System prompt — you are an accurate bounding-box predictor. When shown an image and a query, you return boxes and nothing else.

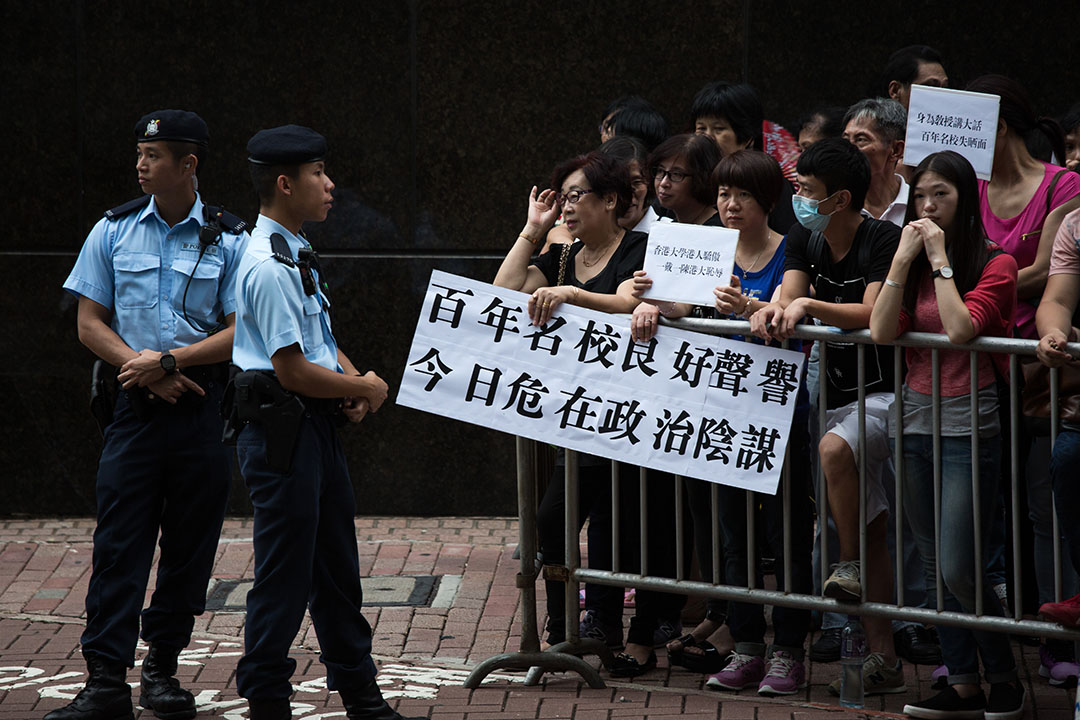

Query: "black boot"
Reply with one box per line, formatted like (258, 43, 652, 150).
(138, 644, 195, 720)
(43, 655, 133, 720)
(339, 678, 414, 720)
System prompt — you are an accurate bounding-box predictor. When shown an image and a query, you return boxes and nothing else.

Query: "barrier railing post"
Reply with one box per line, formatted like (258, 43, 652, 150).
(893, 346, 905, 607)
(857, 343, 867, 603)
(465, 439, 606, 688)
(1050, 366, 1063, 602)
(968, 352, 983, 616)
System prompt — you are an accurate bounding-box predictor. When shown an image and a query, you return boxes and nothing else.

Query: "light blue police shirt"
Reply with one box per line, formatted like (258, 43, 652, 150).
(231, 215, 340, 373)
(63, 193, 248, 353)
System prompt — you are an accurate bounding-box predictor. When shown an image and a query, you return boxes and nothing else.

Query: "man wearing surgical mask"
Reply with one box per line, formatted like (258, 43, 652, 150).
(750, 138, 905, 698)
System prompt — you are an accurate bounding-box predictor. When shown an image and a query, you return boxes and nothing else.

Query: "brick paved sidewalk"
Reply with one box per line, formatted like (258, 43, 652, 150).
(1, 517, 1076, 719)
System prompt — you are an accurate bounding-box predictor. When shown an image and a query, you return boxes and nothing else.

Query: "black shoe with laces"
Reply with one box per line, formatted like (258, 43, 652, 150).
(809, 627, 842, 663)
(902, 686, 986, 719)
(43, 656, 133, 720)
(985, 681, 1025, 720)
(893, 625, 942, 665)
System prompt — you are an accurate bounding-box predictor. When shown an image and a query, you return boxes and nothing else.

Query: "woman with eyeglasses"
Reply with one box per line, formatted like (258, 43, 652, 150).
(541, 136, 665, 254)
(648, 133, 723, 227)
(494, 151, 647, 659)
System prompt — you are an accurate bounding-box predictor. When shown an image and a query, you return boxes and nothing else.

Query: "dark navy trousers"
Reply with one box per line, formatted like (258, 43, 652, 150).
(235, 414, 377, 701)
(82, 383, 230, 665)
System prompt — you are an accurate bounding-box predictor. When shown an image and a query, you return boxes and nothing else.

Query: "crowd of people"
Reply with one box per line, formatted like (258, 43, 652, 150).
(494, 45, 1080, 720)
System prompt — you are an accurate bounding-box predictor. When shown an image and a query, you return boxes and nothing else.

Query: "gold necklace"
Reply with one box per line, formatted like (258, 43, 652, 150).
(581, 231, 622, 267)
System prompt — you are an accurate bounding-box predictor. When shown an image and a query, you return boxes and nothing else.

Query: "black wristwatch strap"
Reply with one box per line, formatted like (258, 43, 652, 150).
(160, 353, 177, 375)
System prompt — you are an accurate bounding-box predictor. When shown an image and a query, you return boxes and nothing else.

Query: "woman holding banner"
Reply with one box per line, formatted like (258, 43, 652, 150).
(630, 151, 814, 696)
(494, 151, 649, 663)
(870, 150, 1023, 720)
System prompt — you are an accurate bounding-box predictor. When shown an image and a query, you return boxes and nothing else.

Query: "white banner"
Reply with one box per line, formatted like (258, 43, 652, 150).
(904, 85, 1000, 180)
(641, 222, 739, 305)
(397, 271, 805, 494)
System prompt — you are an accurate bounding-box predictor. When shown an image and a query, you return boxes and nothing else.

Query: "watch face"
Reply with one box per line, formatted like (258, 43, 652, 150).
(941, 265, 954, 278)
(161, 354, 176, 373)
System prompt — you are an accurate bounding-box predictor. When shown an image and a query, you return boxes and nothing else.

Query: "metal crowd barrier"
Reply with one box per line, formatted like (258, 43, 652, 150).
(465, 319, 1080, 689)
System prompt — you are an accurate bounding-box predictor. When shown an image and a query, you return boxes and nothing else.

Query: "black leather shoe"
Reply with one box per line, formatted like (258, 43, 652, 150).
(43, 655, 133, 720)
(893, 625, 942, 666)
(139, 644, 196, 719)
(340, 678, 424, 720)
(809, 627, 842, 663)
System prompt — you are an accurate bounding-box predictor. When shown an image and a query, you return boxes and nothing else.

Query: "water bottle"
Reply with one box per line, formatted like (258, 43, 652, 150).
(839, 616, 868, 708)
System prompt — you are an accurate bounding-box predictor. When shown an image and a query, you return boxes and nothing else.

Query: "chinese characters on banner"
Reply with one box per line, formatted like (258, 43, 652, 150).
(904, 85, 1000, 180)
(641, 222, 739, 305)
(397, 271, 805, 494)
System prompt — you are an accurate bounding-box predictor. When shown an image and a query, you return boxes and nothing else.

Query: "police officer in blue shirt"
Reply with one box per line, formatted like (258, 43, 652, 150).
(228, 125, 410, 720)
(54, 110, 248, 720)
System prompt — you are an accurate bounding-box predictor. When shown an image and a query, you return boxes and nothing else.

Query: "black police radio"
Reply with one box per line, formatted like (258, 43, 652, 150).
(180, 205, 246, 334)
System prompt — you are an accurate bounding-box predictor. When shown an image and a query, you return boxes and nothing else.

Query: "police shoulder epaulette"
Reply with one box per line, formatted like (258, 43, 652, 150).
(103, 195, 151, 220)
(269, 233, 295, 267)
(203, 204, 248, 234)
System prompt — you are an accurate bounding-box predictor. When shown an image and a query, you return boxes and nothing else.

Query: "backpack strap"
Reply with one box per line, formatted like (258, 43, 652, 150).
(1046, 168, 1069, 216)
(806, 230, 826, 284)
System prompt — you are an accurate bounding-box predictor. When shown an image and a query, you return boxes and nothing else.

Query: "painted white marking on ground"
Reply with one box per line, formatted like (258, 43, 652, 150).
(430, 574, 462, 608)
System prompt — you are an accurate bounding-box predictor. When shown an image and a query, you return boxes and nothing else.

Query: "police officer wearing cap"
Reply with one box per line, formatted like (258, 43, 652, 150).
(229, 126, 410, 720)
(54, 110, 248, 720)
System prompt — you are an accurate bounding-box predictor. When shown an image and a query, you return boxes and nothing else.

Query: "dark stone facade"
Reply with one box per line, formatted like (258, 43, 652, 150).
(2, 1, 1073, 515)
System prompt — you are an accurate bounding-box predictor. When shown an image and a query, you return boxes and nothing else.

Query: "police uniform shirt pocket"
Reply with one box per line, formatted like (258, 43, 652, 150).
(300, 294, 324, 351)
(171, 255, 224, 319)
(113, 252, 160, 309)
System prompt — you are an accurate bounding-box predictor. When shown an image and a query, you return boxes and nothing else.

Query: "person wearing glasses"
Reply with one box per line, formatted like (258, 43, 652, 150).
(627, 132, 735, 670)
(493, 151, 646, 659)
(541, 136, 665, 254)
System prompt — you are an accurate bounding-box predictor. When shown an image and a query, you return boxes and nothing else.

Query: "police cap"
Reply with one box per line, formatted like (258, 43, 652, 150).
(247, 125, 327, 166)
(135, 110, 209, 146)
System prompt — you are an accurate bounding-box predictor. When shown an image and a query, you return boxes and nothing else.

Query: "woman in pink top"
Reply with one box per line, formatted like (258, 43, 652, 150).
(967, 74, 1080, 340)
(870, 151, 1024, 720)
(968, 74, 1080, 689)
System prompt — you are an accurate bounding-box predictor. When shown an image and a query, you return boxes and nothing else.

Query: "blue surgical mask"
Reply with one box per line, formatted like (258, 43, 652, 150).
(792, 192, 840, 232)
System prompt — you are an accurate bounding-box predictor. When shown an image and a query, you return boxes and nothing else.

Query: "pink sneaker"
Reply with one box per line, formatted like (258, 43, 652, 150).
(1039, 642, 1079, 688)
(1039, 592, 1080, 628)
(931, 663, 949, 690)
(757, 650, 807, 696)
(705, 652, 765, 691)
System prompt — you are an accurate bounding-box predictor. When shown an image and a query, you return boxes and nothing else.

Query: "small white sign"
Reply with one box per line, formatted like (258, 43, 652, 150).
(642, 222, 739, 305)
(904, 85, 1000, 180)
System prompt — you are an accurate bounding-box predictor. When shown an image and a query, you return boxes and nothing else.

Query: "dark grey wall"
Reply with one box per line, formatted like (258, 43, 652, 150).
(2, 1, 1075, 516)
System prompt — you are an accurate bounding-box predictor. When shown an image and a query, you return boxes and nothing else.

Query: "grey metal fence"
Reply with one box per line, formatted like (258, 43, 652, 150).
(466, 318, 1080, 688)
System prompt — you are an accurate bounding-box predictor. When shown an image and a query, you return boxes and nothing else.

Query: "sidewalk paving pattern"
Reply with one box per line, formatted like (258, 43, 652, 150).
(1, 517, 1076, 719)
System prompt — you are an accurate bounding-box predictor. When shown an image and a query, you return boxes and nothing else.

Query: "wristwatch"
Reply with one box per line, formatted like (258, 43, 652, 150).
(931, 265, 954, 280)
(160, 353, 177, 375)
